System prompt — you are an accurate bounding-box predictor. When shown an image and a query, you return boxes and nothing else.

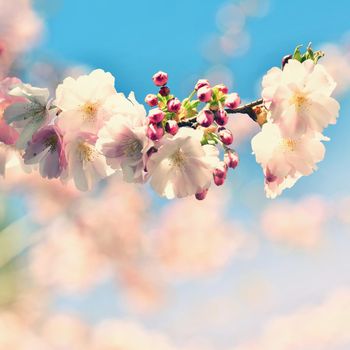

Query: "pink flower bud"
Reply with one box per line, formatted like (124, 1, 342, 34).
(216, 84, 229, 94)
(147, 123, 164, 141)
(213, 176, 225, 186)
(145, 94, 158, 107)
(265, 168, 277, 183)
(195, 79, 210, 91)
(197, 110, 214, 127)
(159, 86, 170, 96)
(224, 151, 239, 169)
(225, 93, 241, 109)
(197, 86, 213, 102)
(165, 120, 179, 135)
(218, 127, 233, 145)
(195, 188, 208, 200)
(148, 108, 165, 123)
(213, 162, 227, 179)
(213, 162, 227, 186)
(152, 71, 168, 86)
(215, 109, 228, 126)
(167, 98, 181, 113)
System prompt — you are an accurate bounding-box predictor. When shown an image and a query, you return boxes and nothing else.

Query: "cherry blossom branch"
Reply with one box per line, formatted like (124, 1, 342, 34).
(0, 44, 340, 200)
(177, 98, 265, 128)
(225, 98, 264, 122)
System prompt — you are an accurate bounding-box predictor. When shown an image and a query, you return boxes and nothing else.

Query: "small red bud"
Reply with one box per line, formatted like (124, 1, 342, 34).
(147, 123, 164, 141)
(218, 127, 233, 145)
(152, 71, 168, 86)
(197, 86, 213, 102)
(167, 98, 181, 113)
(145, 94, 158, 107)
(215, 109, 228, 126)
(225, 93, 241, 109)
(224, 151, 239, 169)
(216, 84, 229, 94)
(165, 120, 179, 135)
(159, 86, 170, 96)
(195, 188, 209, 200)
(148, 108, 165, 123)
(195, 79, 210, 91)
(196, 110, 214, 127)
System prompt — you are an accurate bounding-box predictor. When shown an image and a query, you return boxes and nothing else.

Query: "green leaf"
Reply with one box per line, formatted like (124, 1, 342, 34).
(293, 45, 303, 61)
(191, 100, 201, 108)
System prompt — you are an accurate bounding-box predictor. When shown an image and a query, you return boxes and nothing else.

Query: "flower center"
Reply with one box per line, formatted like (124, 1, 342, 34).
(123, 138, 143, 157)
(282, 138, 298, 152)
(290, 92, 309, 112)
(81, 101, 99, 121)
(44, 134, 58, 152)
(77, 141, 96, 162)
(169, 149, 186, 168)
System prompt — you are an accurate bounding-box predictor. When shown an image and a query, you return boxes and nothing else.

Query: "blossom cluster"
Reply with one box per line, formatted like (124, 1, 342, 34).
(0, 69, 241, 200)
(0, 45, 340, 199)
(251, 45, 340, 198)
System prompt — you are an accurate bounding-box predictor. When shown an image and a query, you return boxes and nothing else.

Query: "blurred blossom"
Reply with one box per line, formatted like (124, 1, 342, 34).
(204, 65, 234, 90)
(201, 35, 228, 64)
(72, 177, 148, 263)
(119, 265, 165, 313)
(30, 220, 110, 293)
(0, 312, 44, 349)
(28, 60, 90, 94)
(260, 196, 329, 248)
(321, 42, 350, 96)
(226, 112, 260, 145)
(40, 314, 90, 350)
(239, 0, 270, 17)
(220, 31, 251, 57)
(200, 0, 270, 124)
(28, 175, 164, 307)
(234, 288, 350, 350)
(0, 0, 43, 78)
(216, 3, 246, 34)
(0, 312, 198, 350)
(153, 192, 253, 278)
(336, 196, 350, 225)
(0, 170, 81, 224)
(90, 320, 178, 350)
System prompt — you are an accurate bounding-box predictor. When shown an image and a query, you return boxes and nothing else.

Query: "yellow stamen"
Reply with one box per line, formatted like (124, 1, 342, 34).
(77, 142, 96, 162)
(282, 138, 298, 152)
(290, 92, 308, 111)
(123, 138, 143, 157)
(81, 101, 99, 121)
(169, 149, 185, 168)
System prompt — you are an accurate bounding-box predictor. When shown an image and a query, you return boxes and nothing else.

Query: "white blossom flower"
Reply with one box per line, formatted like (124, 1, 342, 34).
(147, 127, 220, 199)
(251, 122, 327, 198)
(97, 93, 152, 183)
(4, 82, 51, 149)
(55, 69, 124, 134)
(262, 59, 340, 137)
(62, 132, 112, 191)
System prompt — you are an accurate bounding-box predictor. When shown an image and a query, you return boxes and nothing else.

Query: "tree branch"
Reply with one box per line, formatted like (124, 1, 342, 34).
(225, 98, 264, 122)
(177, 98, 264, 127)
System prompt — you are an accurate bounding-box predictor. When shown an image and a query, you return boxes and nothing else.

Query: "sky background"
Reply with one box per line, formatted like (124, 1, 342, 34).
(5, 0, 349, 349)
